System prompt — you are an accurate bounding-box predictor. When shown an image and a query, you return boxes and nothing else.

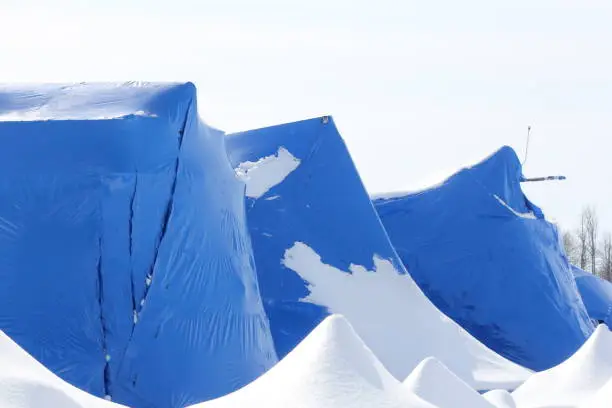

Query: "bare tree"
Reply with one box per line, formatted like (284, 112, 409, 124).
(600, 233, 612, 282)
(577, 209, 589, 270)
(562, 230, 579, 265)
(584, 206, 599, 275)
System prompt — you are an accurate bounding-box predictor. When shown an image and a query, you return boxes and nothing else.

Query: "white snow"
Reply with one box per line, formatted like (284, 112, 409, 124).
(483, 390, 516, 408)
(579, 377, 612, 408)
(492, 195, 537, 219)
(2, 299, 609, 408)
(370, 186, 443, 200)
(0, 108, 157, 122)
(0, 331, 124, 408)
(234, 147, 300, 199)
(281, 241, 532, 391)
(370, 169, 459, 200)
(0, 83, 172, 122)
(512, 324, 612, 408)
(402, 357, 495, 408)
(190, 315, 436, 408)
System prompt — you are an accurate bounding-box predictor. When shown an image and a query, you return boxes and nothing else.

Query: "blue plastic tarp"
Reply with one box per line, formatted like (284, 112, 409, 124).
(373, 146, 594, 371)
(225, 117, 406, 358)
(0, 83, 277, 408)
(572, 266, 612, 328)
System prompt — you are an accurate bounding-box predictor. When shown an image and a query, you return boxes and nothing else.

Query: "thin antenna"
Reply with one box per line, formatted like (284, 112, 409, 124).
(522, 125, 531, 166)
(518, 125, 567, 183)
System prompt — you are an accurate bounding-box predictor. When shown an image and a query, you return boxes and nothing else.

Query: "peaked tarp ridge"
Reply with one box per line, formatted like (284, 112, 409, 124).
(373, 146, 594, 371)
(225, 119, 531, 391)
(226, 116, 398, 358)
(572, 266, 612, 328)
(0, 82, 277, 408)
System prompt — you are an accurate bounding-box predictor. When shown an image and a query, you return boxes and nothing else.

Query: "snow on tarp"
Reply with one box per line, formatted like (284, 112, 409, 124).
(0, 83, 277, 408)
(234, 147, 301, 199)
(0, 330, 124, 408)
(373, 146, 594, 371)
(572, 266, 612, 328)
(512, 324, 612, 408)
(225, 118, 531, 391)
(189, 315, 437, 408)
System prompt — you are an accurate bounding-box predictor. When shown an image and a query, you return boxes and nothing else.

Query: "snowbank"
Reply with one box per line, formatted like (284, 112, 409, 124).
(190, 315, 436, 408)
(579, 377, 612, 408)
(282, 242, 531, 391)
(0, 331, 123, 408)
(483, 390, 516, 408)
(512, 324, 612, 408)
(402, 357, 495, 408)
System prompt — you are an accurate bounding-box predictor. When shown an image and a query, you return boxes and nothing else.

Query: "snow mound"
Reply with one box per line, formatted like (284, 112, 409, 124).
(483, 390, 516, 408)
(402, 357, 495, 408)
(190, 315, 436, 408)
(234, 147, 300, 198)
(512, 324, 612, 408)
(579, 377, 612, 408)
(282, 241, 532, 391)
(0, 331, 123, 408)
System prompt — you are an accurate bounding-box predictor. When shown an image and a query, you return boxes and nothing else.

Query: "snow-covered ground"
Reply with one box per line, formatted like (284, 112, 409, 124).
(512, 324, 612, 408)
(191, 315, 436, 408)
(483, 390, 517, 408)
(0, 331, 124, 408)
(2, 318, 612, 408)
(402, 357, 496, 408)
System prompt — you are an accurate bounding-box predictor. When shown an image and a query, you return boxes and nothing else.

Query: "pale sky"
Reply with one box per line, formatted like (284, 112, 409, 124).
(1, 0, 610, 232)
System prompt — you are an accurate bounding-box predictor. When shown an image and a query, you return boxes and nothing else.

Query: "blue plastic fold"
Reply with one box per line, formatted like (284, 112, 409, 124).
(226, 117, 407, 358)
(0, 83, 277, 408)
(373, 146, 594, 371)
(572, 266, 612, 328)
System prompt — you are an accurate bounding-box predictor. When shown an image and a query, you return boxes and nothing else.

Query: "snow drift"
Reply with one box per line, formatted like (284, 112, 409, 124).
(483, 390, 516, 408)
(579, 377, 612, 408)
(373, 146, 594, 371)
(225, 118, 530, 391)
(190, 315, 436, 408)
(0, 330, 123, 408)
(512, 324, 612, 408)
(402, 357, 495, 408)
(572, 266, 612, 328)
(0, 83, 277, 408)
